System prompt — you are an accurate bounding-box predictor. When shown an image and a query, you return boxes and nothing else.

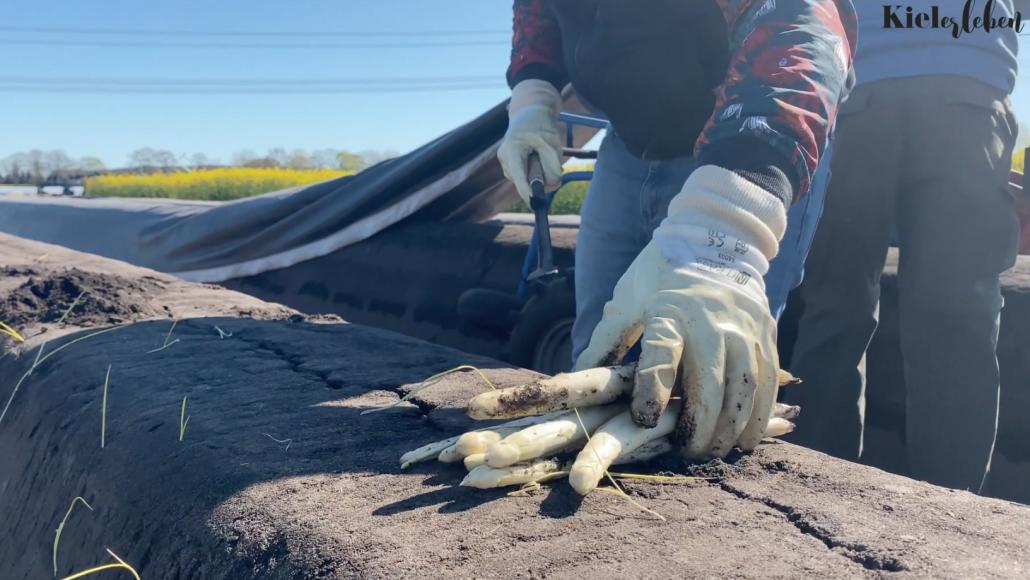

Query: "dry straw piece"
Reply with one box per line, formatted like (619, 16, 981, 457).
(60, 548, 140, 580)
(1, 325, 125, 426)
(179, 396, 190, 441)
(361, 364, 497, 416)
(100, 365, 111, 448)
(53, 496, 94, 576)
(147, 319, 180, 354)
(54, 291, 89, 326)
(0, 320, 25, 342)
(263, 433, 292, 452)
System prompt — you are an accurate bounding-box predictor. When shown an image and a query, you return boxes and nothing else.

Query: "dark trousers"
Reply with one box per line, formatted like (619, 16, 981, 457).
(786, 75, 1019, 492)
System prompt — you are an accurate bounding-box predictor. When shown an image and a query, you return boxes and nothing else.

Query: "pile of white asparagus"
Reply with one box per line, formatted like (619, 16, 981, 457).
(399, 364, 800, 495)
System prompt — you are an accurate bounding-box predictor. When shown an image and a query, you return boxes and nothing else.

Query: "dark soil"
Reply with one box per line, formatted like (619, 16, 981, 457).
(489, 381, 569, 417)
(0, 266, 168, 327)
(3, 233, 1030, 579)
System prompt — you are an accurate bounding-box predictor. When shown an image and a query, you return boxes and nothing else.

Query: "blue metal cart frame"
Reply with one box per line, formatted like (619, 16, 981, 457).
(517, 112, 609, 298)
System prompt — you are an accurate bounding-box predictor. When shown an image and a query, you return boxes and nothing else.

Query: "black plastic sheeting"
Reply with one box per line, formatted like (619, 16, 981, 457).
(0, 100, 515, 281)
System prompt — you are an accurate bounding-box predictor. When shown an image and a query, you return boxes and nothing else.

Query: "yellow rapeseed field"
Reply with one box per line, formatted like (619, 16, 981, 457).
(85, 167, 353, 201)
(1014, 149, 1025, 174)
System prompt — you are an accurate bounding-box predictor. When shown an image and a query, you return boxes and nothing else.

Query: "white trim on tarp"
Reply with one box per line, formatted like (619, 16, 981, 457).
(171, 142, 503, 283)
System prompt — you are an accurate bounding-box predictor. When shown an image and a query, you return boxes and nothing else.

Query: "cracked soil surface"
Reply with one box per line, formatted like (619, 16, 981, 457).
(2, 233, 1030, 579)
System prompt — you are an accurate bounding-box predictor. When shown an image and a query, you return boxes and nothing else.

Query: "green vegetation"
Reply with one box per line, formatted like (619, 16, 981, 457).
(508, 180, 588, 215)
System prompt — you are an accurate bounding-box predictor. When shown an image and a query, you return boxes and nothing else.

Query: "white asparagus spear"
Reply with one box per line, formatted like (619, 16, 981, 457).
(399, 435, 461, 469)
(569, 401, 682, 496)
(454, 412, 565, 456)
(401, 414, 565, 468)
(460, 438, 674, 491)
(463, 453, 488, 470)
(460, 458, 564, 489)
(764, 418, 795, 438)
(456, 431, 503, 457)
(773, 402, 801, 420)
(460, 439, 673, 490)
(466, 366, 797, 422)
(486, 405, 626, 468)
(467, 365, 635, 420)
(778, 369, 802, 386)
(611, 437, 673, 465)
(437, 444, 463, 463)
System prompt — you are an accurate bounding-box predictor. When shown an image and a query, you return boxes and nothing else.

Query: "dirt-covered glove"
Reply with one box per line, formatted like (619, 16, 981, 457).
(574, 165, 788, 459)
(497, 79, 563, 205)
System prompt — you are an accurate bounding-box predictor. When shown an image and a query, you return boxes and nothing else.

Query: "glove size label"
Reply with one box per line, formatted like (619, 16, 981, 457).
(707, 229, 752, 257)
(700, 229, 754, 286)
(696, 257, 753, 286)
(706, 229, 727, 248)
(656, 225, 769, 303)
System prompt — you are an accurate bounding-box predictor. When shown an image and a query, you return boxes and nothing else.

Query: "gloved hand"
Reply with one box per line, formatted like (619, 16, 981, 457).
(575, 165, 788, 459)
(497, 79, 564, 205)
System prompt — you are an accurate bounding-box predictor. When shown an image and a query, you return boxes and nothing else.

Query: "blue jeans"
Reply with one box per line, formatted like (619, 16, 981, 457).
(572, 131, 831, 362)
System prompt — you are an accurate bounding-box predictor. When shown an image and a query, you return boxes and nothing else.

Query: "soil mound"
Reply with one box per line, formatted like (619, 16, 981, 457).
(0, 266, 168, 327)
(3, 233, 1030, 579)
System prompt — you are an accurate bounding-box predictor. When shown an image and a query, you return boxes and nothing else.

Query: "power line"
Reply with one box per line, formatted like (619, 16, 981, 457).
(0, 83, 506, 95)
(0, 75, 506, 93)
(0, 25, 509, 38)
(0, 38, 507, 50)
(0, 75, 499, 86)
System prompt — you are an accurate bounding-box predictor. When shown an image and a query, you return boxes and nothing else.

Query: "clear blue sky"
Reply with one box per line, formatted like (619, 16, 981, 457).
(2, 1, 1028, 168)
(1, 0, 514, 167)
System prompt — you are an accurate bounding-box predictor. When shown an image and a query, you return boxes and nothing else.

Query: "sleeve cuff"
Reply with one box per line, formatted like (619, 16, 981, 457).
(698, 136, 799, 207)
(509, 79, 562, 117)
(666, 165, 788, 259)
(506, 63, 568, 93)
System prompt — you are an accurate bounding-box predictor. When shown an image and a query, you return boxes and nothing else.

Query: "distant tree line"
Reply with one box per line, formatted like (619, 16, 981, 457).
(0, 146, 399, 184)
(225, 147, 397, 172)
(0, 150, 106, 184)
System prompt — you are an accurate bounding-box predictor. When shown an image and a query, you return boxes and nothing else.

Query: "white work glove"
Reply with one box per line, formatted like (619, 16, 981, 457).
(575, 165, 788, 460)
(497, 79, 564, 205)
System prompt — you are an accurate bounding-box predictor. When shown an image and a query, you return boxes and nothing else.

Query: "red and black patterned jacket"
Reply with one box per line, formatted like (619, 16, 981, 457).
(508, 0, 857, 205)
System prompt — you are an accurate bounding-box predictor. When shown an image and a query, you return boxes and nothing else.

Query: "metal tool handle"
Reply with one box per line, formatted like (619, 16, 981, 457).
(527, 151, 545, 189)
(527, 152, 548, 213)
(525, 152, 557, 281)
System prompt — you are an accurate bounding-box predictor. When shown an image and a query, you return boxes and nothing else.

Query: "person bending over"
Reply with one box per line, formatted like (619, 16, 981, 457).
(497, 0, 856, 459)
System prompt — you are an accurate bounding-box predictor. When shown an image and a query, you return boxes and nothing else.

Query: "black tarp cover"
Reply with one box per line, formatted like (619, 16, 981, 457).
(0, 101, 514, 282)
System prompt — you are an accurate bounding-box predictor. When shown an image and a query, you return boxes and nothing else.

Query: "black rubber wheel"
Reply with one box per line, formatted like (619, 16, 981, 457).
(507, 276, 576, 375)
(456, 288, 524, 332)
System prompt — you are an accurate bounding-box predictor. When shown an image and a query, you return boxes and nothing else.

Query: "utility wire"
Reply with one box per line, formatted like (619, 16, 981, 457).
(0, 38, 507, 49)
(0, 84, 505, 95)
(0, 75, 506, 94)
(0, 75, 499, 86)
(0, 25, 509, 38)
